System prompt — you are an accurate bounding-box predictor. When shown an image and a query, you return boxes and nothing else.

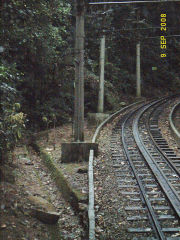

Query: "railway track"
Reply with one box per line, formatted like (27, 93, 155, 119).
(169, 101, 180, 146)
(111, 96, 180, 240)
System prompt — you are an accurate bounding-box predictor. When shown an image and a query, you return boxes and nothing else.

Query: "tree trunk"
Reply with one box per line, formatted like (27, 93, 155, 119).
(74, 0, 85, 142)
(136, 42, 141, 97)
(98, 35, 105, 113)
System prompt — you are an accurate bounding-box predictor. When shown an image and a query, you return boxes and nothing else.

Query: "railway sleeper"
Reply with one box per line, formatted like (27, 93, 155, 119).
(127, 215, 175, 221)
(128, 227, 152, 233)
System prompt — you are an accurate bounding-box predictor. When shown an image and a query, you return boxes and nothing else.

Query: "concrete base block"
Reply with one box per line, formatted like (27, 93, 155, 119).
(87, 113, 110, 125)
(61, 142, 98, 163)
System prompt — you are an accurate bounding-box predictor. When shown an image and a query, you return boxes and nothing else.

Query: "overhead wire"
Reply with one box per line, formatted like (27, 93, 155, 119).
(89, 0, 180, 4)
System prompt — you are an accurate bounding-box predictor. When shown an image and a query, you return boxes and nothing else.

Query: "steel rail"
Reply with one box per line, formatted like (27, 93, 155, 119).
(133, 99, 180, 218)
(169, 101, 180, 145)
(122, 100, 166, 240)
(89, 100, 144, 240)
(146, 99, 180, 177)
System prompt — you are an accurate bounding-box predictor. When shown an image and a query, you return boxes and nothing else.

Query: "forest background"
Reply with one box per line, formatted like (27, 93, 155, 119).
(0, 0, 180, 159)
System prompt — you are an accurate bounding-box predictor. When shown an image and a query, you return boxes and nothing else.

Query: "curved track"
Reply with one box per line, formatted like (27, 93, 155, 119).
(111, 96, 180, 239)
(169, 101, 180, 145)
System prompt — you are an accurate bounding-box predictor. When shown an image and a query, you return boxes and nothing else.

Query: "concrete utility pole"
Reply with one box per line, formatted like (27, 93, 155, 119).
(136, 8, 141, 98)
(61, 0, 97, 165)
(136, 41, 141, 97)
(74, 0, 85, 141)
(98, 35, 105, 113)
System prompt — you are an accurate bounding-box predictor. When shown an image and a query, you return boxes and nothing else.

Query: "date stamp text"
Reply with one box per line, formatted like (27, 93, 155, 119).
(160, 14, 167, 58)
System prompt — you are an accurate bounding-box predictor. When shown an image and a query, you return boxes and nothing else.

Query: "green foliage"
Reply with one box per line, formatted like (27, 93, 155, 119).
(0, 0, 179, 154)
(1, 0, 73, 130)
(0, 64, 26, 161)
(86, 3, 180, 95)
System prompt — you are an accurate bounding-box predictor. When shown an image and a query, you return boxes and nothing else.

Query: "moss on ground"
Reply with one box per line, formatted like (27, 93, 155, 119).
(30, 142, 83, 212)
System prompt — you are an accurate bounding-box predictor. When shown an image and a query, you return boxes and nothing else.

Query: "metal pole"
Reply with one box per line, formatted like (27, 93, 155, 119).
(74, 0, 85, 141)
(98, 35, 105, 113)
(136, 42, 141, 97)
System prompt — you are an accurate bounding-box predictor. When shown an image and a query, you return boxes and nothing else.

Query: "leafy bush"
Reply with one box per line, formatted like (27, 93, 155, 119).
(1, 0, 72, 130)
(0, 64, 26, 162)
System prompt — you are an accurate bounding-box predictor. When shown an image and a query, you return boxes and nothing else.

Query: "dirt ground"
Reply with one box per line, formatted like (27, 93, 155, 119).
(0, 120, 96, 240)
(1, 97, 179, 240)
